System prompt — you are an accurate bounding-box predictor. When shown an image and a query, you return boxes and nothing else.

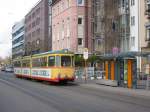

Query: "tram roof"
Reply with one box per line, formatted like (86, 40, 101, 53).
(31, 49, 74, 57)
(13, 50, 74, 61)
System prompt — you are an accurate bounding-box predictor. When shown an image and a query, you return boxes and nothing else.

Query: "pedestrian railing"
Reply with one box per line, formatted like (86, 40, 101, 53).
(75, 67, 105, 80)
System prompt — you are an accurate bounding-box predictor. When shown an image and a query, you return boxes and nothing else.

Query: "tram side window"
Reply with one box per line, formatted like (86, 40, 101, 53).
(72, 56, 75, 66)
(22, 60, 30, 67)
(61, 56, 71, 67)
(40, 57, 47, 67)
(32, 58, 39, 67)
(32, 57, 47, 67)
(56, 56, 60, 66)
(14, 61, 21, 67)
(48, 56, 55, 66)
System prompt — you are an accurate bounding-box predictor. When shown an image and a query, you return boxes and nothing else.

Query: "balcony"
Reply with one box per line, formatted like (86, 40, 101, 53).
(145, 9, 150, 15)
(146, 0, 150, 5)
(118, 7, 129, 15)
(12, 40, 24, 49)
(145, 22, 150, 41)
(145, 0, 150, 19)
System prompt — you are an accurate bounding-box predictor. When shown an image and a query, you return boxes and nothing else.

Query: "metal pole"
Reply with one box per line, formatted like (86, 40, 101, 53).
(85, 59, 87, 83)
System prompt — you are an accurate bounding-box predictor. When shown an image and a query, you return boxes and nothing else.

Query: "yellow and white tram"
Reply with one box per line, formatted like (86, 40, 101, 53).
(13, 50, 75, 83)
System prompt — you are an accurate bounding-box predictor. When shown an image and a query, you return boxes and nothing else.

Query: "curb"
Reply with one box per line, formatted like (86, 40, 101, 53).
(79, 83, 150, 99)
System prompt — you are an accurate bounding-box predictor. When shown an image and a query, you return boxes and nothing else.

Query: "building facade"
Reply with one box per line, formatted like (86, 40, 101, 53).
(24, 0, 52, 55)
(140, 0, 150, 72)
(92, 0, 120, 54)
(52, 0, 92, 54)
(129, 0, 139, 51)
(91, 0, 145, 54)
(118, 0, 130, 52)
(144, 0, 150, 51)
(12, 19, 25, 59)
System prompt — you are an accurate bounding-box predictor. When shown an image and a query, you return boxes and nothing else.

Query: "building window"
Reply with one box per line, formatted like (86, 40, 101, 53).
(67, 18, 70, 37)
(32, 12, 35, 18)
(131, 0, 135, 6)
(32, 31, 36, 37)
(53, 8, 55, 16)
(131, 16, 135, 26)
(67, 37, 70, 49)
(36, 17, 40, 25)
(36, 28, 41, 36)
(131, 36, 135, 47)
(32, 21, 36, 28)
(62, 23, 64, 39)
(57, 24, 60, 40)
(62, 2, 64, 10)
(146, 29, 150, 41)
(122, 0, 125, 7)
(77, 0, 84, 6)
(57, 6, 59, 14)
(67, 0, 71, 8)
(78, 38, 82, 45)
(78, 17, 82, 24)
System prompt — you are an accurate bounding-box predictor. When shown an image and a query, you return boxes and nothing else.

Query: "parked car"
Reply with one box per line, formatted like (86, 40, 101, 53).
(1, 66, 6, 71)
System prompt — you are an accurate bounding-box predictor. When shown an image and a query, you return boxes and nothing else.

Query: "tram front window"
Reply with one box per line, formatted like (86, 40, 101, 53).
(61, 56, 71, 67)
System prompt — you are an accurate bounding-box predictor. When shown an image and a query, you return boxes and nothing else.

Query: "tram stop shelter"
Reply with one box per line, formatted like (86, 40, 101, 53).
(100, 51, 150, 89)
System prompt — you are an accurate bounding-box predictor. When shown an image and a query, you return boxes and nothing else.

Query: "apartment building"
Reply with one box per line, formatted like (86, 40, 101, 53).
(52, 0, 92, 54)
(12, 19, 25, 59)
(118, 0, 130, 52)
(92, 0, 120, 54)
(24, 0, 52, 55)
(144, 0, 150, 51)
(129, 0, 140, 51)
(140, 0, 150, 72)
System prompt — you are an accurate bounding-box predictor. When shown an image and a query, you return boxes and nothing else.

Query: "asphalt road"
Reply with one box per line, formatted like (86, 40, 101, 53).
(0, 71, 150, 112)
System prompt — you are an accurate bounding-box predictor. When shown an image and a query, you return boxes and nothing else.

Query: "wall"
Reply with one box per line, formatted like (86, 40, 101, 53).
(52, 0, 92, 53)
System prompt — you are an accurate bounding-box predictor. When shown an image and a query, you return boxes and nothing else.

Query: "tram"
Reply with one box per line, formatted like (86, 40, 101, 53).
(13, 50, 75, 83)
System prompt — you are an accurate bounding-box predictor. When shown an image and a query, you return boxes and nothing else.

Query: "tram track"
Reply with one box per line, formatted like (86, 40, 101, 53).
(0, 73, 101, 112)
(1, 72, 150, 112)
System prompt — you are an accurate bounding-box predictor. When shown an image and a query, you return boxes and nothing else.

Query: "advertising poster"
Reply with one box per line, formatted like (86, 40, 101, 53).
(31, 68, 51, 78)
(124, 60, 128, 84)
(120, 60, 124, 81)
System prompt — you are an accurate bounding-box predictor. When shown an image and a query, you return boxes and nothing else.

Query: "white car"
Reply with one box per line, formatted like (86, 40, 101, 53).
(5, 67, 14, 72)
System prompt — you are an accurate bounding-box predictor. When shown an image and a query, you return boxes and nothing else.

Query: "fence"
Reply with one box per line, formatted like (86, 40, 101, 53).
(75, 67, 105, 80)
(136, 72, 150, 89)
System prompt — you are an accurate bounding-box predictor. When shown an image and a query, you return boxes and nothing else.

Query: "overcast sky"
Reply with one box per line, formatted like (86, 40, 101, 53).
(0, 0, 39, 58)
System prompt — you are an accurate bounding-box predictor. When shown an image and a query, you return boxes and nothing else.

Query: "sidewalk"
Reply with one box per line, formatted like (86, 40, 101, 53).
(77, 80, 150, 99)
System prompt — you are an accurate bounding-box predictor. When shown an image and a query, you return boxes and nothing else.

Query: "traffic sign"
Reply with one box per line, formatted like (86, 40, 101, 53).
(83, 48, 88, 60)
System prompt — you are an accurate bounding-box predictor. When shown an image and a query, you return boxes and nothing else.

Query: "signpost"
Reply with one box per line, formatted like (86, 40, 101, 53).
(83, 48, 88, 82)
